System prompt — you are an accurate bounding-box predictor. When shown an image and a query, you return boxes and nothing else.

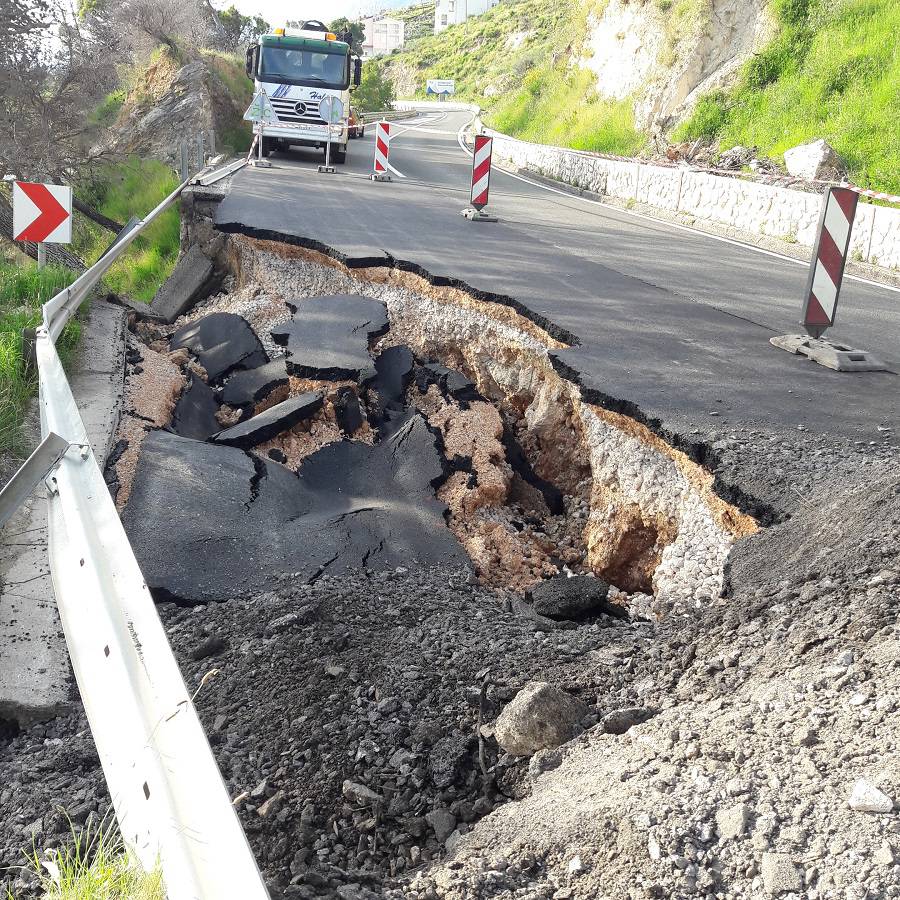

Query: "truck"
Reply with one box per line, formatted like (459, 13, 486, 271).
(245, 20, 362, 164)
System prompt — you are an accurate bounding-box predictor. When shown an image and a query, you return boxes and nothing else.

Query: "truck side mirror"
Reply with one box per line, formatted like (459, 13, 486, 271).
(353, 58, 362, 87)
(245, 46, 257, 79)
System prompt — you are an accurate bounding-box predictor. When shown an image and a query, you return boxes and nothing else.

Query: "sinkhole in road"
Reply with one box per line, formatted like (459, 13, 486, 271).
(113, 234, 756, 610)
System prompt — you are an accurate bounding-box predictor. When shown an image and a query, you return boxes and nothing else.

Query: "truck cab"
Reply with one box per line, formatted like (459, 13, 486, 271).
(245, 21, 362, 163)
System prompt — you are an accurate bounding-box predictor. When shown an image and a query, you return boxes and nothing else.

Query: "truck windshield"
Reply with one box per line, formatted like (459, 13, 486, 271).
(259, 46, 348, 89)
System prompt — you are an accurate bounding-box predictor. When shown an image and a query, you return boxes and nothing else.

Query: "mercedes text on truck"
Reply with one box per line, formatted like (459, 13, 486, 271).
(245, 20, 362, 164)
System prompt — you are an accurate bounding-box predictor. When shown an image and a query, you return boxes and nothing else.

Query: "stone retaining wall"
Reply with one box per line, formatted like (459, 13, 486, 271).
(485, 129, 900, 272)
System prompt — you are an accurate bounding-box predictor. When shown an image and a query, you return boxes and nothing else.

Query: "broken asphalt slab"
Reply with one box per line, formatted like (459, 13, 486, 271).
(366, 346, 415, 431)
(211, 391, 323, 449)
(415, 361, 480, 404)
(170, 375, 221, 440)
(271, 294, 388, 381)
(170, 312, 268, 382)
(122, 415, 468, 604)
(219, 357, 290, 407)
(150, 245, 216, 324)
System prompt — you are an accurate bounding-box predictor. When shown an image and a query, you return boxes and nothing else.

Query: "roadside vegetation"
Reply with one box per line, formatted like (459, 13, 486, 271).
(354, 60, 397, 113)
(669, 0, 900, 193)
(0, 261, 81, 458)
(5, 814, 163, 900)
(77, 159, 182, 303)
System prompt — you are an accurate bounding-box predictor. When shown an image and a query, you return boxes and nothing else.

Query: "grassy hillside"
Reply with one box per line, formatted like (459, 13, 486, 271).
(675, 0, 900, 194)
(393, 2, 436, 42)
(384, 0, 644, 155)
(388, 0, 898, 190)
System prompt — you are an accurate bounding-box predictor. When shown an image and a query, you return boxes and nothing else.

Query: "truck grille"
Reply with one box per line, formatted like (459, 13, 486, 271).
(270, 97, 326, 126)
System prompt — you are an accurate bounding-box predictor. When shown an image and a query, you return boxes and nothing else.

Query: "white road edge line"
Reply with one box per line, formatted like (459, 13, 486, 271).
(455, 122, 900, 297)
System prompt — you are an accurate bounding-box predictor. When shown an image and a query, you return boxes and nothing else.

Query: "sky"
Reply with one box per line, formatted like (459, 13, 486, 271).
(223, 0, 414, 25)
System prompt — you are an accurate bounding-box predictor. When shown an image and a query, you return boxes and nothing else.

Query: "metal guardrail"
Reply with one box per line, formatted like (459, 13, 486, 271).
(360, 109, 417, 124)
(1, 158, 266, 899)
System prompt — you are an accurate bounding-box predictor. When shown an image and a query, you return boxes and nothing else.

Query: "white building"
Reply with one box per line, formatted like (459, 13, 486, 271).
(434, 0, 500, 33)
(362, 16, 405, 57)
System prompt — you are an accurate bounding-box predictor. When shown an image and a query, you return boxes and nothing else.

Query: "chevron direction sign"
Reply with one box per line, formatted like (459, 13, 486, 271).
(13, 181, 72, 244)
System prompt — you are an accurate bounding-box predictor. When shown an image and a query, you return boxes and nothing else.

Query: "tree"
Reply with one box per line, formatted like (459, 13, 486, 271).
(353, 61, 395, 113)
(218, 5, 269, 53)
(328, 17, 364, 54)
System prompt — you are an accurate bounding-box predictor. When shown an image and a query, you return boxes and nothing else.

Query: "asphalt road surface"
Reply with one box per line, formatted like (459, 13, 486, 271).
(217, 108, 900, 441)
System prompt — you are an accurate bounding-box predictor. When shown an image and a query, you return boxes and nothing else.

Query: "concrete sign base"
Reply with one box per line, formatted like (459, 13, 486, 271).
(461, 206, 498, 223)
(770, 334, 887, 372)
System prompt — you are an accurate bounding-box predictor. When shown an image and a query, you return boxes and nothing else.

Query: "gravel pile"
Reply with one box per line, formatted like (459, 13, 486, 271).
(0, 567, 639, 899)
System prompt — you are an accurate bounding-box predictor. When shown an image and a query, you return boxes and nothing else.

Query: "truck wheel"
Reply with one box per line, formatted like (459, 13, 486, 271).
(333, 145, 347, 164)
(261, 137, 275, 157)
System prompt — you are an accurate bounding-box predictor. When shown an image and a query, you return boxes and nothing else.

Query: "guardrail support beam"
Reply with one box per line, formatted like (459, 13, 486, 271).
(0, 431, 71, 530)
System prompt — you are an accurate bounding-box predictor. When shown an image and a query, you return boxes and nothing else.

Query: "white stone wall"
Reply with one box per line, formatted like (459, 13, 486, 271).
(486, 129, 900, 272)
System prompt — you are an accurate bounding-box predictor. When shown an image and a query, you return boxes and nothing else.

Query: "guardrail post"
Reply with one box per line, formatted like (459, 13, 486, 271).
(180, 142, 190, 182)
(0, 431, 71, 529)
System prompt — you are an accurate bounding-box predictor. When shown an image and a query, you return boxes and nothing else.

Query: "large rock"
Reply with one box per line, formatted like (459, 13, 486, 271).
(150, 245, 215, 324)
(526, 574, 625, 621)
(493, 681, 589, 757)
(783, 139, 846, 182)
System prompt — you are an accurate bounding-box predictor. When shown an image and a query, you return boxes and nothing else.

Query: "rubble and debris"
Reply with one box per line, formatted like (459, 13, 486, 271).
(22, 232, 896, 900)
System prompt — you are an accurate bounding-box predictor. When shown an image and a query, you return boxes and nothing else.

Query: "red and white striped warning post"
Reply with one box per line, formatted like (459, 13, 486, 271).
(462, 134, 497, 221)
(371, 121, 391, 181)
(770, 185, 885, 371)
(471, 135, 493, 208)
(800, 185, 859, 338)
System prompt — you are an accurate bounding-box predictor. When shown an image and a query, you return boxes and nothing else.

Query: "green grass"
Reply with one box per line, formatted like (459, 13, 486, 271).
(6, 813, 164, 900)
(489, 65, 644, 155)
(0, 263, 81, 457)
(674, 0, 900, 194)
(89, 89, 126, 128)
(385, 0, 643, 155)
(77, 158, 181, 303)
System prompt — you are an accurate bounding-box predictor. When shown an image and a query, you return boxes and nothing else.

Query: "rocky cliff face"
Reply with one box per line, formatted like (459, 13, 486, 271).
(581, 0, 772, 132)
(102, 51, 248, 166)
